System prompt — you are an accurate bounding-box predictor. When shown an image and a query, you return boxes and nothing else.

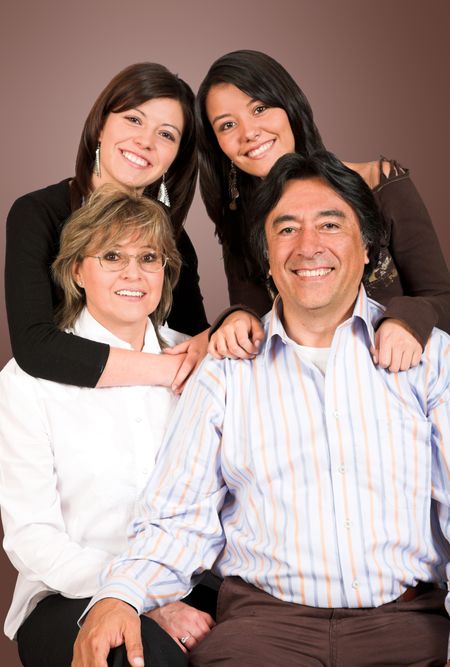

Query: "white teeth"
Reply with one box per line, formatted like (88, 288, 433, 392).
(295, 268, 332, 277)
(115, 290, 145, 297)
(247, 140, 273, 158)
(122, 150, 149, 167)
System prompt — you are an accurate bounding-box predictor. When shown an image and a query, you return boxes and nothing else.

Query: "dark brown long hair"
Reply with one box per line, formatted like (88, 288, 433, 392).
(73, 62, 197, 234)
(196, 50, 325, 278)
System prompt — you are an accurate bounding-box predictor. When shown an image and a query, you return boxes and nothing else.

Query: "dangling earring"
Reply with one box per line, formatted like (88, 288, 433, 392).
(94, 142, 101, 178)
(157, 173, 170, 207)
(229, 161, 239, 210)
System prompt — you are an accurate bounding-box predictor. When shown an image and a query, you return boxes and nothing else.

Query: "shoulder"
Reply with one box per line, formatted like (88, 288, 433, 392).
(343, 158, 408, 191)
(7, 179, 72, 224)
(415, 327, 450, 409)
(159, 324, 190, 347)
(0, 358, 39, 401)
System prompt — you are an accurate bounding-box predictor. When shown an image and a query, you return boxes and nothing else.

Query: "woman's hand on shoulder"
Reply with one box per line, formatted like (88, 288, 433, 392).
(165, 329, 209, 394)
(370, 319, 422, 372)
(144, 600, 215, 653)
(208, 310, 264, 360)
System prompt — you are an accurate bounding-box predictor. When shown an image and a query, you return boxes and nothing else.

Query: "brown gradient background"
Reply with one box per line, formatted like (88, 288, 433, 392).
(0, 0, 449, 663)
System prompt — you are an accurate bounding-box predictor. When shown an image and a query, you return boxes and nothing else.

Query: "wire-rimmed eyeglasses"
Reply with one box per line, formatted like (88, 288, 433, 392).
(86, 250, 168, 273)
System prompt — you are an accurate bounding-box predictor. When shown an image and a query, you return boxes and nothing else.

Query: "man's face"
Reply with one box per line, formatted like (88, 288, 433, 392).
(264, 177, 369, 330)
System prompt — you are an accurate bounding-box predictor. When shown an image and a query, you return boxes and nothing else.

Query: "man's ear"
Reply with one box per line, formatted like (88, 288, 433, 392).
(364, 247, 370, 265)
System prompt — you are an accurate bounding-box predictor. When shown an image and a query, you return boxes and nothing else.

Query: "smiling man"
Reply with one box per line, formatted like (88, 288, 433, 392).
(73, 153, 450, 667)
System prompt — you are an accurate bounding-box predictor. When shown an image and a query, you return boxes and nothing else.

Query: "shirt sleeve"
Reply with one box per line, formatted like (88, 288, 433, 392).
(425, 336, 450, 613)
(373, 167, 450, 346)
(167, 229, 209, 334)
(0, 365, 112, 596)
(83, 357, 228, 617)
(5, 189, 109, 386)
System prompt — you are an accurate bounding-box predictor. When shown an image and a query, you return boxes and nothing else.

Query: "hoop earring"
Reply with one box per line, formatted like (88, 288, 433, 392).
(229, 161, 239, 210)
(94, 142, 101, 178)
(157, 173, 170, 207)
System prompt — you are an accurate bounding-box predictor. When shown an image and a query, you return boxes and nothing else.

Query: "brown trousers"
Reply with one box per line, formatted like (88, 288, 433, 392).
(189, 577, 449, 667)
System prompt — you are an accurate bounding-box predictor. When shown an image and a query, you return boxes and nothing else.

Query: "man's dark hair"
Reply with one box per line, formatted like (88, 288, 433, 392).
(250, 151, 386, 286)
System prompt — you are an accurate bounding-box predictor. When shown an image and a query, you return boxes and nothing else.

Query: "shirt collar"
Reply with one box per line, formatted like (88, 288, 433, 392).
(70, 307, 162, 354)
(264, 285, 377, 358)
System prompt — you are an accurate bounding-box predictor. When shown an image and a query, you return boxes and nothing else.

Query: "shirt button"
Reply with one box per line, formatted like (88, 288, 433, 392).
(352, 580, 359, 589)
(135, 417, 143, 423)
(344, 519, 353, 529)
(333, 410, 339, 419)
(337, 464, 346, 474)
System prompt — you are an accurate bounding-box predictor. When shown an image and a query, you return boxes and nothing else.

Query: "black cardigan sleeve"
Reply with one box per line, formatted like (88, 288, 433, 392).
(371, 165, 450, 346)
(167, 228, 209, 335)
(5, 181, 109, 386)
(5, 182, 209, 386)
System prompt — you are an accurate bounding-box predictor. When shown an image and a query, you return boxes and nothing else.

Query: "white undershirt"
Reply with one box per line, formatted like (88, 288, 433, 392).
(293, 343, 331, 375)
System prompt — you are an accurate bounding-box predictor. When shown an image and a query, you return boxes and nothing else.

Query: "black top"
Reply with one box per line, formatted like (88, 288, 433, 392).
(5, 179, 208, 387)
(221, 161, 450, 347)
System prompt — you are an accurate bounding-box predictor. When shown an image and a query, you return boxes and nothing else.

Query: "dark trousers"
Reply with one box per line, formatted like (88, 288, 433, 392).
(17, 582, 218, 667)
(189, 577, 449, 667)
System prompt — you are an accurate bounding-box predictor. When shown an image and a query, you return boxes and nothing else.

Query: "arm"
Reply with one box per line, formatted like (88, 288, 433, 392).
(427, 342, 450, 614)
(5, 188, 189, 387)
(0, 365, 112, 596)
(74, 358, 228, 664)
(200, 244, 268, 360)
(222, 242, 273, 317)
(167, 229, 209, 334)
(372, 162, 450, 345)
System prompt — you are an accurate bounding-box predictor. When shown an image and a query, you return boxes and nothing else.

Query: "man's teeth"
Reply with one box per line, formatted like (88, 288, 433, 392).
(247, 140, 273, 158)
(295, 268, 332, 277)
(122, 150, 149, 167)
(115, 290, 145, 297)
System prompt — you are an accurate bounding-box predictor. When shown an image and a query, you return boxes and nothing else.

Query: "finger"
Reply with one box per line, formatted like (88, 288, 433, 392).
(410, 348, 422, 367)
(214, 333, 239, 359)
(399, 350, 414, 372)
(124, 632, 145, 667)
(172, 363, 191, 392)
(377, 344, 392, 370)
(180, 632, 197, 651)
(207, 338, 222, 359)
(387, 348, 403, 373)
(233, 322, 259, 356)
(164, 341, 189, 355)
(250, 321, 265, 347)
(369, 344, 379, 365)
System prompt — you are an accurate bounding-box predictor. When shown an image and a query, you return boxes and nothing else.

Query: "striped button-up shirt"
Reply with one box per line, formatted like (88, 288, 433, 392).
(91, 287, 450, 614)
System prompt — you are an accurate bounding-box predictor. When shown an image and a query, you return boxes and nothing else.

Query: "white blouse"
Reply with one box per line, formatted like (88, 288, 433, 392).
(0, 308, 186, 638)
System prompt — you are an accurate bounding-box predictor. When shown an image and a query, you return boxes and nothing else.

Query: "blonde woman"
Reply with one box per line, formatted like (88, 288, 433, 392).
(0, 189, 214, 667)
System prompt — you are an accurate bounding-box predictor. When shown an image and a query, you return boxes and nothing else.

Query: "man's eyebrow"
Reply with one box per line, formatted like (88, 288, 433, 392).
(271, 214, 298, 226)
(317, 209, 346, 219)
(271, 209, 346, 226)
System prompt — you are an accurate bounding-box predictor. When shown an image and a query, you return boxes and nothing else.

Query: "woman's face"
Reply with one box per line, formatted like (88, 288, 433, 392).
(93, 97, 184, 193)
(73, 232, 165, 350)
(206, 83, 295, 178)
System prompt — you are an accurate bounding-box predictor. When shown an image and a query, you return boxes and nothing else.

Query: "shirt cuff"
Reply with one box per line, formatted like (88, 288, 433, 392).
(77, 587, 143, 627)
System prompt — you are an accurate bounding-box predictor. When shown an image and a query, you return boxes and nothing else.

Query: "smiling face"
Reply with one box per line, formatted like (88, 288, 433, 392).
(73, 233, 165, 349)
(206, 83, 295, 178)
(92, 97, 184, 193)
(265, 178, 369, 341)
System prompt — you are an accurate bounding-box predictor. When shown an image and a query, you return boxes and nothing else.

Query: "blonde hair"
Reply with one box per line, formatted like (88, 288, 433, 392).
(52, 186, 181, 344)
